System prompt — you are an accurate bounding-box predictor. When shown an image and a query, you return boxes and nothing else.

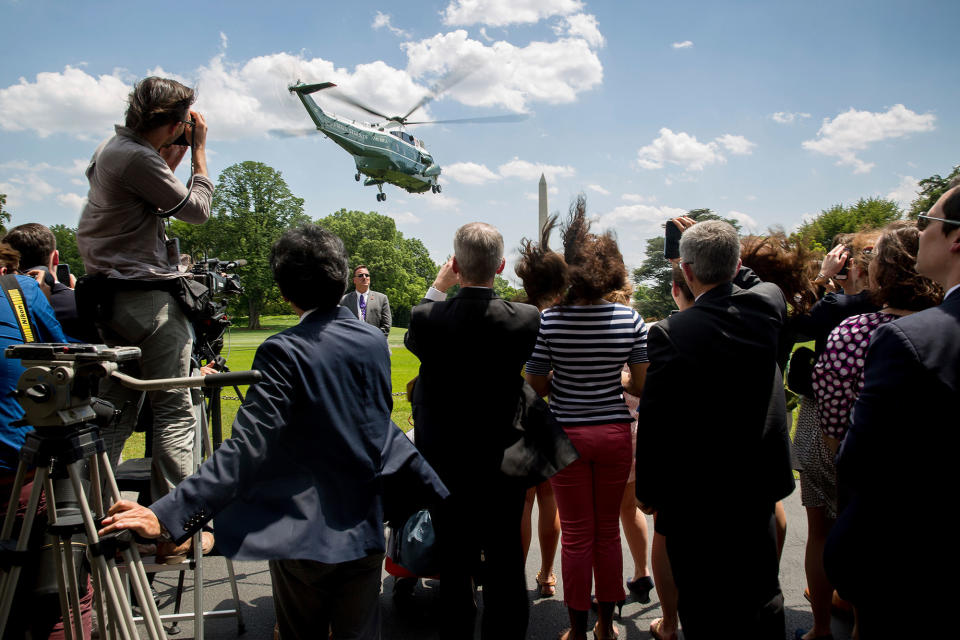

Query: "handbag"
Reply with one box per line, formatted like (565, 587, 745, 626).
(387, 509, 439, 577)
(786, 346, 816, 397)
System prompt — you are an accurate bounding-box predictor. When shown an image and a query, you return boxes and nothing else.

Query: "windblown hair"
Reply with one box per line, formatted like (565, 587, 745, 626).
(270, 224, 349, 312)
(605, 280, 634, 306)
(561, 195, 627, 304)
(125, 77, 195, 134)
(515, 215, 568, 309)
(740, 231, 817, 315)
(454, 222, 503, 283)
(2, 223, 56, 270)
(0, 243, 21, 272)
(849, 229, 881, 277)
(871, 222, 942, 311)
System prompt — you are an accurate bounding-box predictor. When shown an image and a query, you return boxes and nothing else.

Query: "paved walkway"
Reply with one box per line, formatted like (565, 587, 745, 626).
(136, 488, 854, 639)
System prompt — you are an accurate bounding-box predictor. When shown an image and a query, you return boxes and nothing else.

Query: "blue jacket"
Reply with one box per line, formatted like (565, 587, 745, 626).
(0, 275, 67, 472)
(151, 306, 447, 563)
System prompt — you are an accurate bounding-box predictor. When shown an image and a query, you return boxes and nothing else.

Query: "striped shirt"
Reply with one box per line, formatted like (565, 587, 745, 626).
(525, 303, 648, 427)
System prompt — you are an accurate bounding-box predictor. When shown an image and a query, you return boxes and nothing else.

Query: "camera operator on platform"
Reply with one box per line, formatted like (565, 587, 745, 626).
(76, 77, 213, 558)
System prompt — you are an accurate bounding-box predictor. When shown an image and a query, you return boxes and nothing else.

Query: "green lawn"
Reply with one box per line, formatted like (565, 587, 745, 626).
(122, 317, 418, 460)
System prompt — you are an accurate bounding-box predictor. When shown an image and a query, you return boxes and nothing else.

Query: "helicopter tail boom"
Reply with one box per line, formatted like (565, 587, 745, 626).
(288, 81, 337, 95)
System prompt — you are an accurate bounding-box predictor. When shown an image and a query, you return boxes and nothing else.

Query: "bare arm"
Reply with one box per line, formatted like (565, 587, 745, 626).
(524, 371, 552, 398)
(623, 362, 649, 397)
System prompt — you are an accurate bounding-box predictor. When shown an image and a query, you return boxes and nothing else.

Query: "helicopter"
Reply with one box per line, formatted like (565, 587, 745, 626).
(287, 79, 525, 201)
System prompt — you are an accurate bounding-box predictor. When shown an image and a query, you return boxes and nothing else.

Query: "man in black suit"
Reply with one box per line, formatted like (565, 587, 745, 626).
(826, 185, 960, 636)
(100, 224, 446, 640)
(405, 222, 540, 640)
(340, 264, 392, 336)
(635, 220, 793, 639)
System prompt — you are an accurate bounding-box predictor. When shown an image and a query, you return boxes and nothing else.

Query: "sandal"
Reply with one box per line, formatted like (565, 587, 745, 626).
(593, 621, 620, 640)
(536, 570, 557, 597)
(649, 617, 678, 640)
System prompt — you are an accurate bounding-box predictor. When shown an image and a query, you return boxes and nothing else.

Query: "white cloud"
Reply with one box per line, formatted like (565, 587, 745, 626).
(498, 157, 575, 181)
(595, 203, 687, 233)
(57, 193, 86, 212)
(586, 184, 609, 195)
(441, 0, 583, 27)
(715, 134, 756, 155)
(885, 174, 920, 207)
(0, 174, 60, 209)
(372, 11, 410, 38)
(672, 40, 693, 49)
(422, 193, 461, 211)
(802, 104, 935, 174)
(771, 111, 810, 124)
(727, 210, 759, 232)
(621, 193, 653, 203)
(745, 194, 757, 201)
(637, 128, 724, 171)
(478, 28, 494, 42)
(558, 14, 605, 48)
(403, 30, 603, 112)
(443, 161, 501, 185)
(0, 66, 131, 139)
(219, 32, 229, 50)
(386, 210, 421, 224)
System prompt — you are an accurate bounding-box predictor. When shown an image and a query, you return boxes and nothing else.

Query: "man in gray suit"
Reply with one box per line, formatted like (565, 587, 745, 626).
(340, 264, 392, 336)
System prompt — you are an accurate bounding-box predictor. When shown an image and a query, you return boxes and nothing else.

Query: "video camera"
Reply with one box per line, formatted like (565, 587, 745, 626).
(187, 258, 245, 363)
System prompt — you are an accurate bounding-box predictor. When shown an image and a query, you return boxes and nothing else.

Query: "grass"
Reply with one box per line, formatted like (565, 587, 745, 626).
(122, 317, 418, 460)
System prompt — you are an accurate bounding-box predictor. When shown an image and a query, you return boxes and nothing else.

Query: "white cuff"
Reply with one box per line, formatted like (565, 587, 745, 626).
(424, 286, 447, 302)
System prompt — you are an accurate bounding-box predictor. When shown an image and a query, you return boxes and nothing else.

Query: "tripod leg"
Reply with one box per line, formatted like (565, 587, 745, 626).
(0, 463, 28, 539)
(41, 471, 85, 640)
(0, 464, 49, 631)
(225, 558, 246, 633)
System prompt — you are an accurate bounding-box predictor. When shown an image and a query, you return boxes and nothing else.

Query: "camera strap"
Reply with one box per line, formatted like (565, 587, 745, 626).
(0, 274, 40, 343)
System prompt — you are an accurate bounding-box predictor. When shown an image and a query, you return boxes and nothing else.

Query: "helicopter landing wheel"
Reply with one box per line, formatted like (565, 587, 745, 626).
(355, 172, 361, 182)
(436, 184, 442, 193)
(376, 192, 386, 202)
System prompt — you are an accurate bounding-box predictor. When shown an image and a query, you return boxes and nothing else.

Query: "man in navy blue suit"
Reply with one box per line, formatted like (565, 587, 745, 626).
(825, 184, 960, 636)
(100, 224, 446, 639)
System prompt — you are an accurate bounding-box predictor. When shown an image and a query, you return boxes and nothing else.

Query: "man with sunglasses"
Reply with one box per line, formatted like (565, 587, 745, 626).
(340, 264, 392, 337)
(76, 77, 214, 561)
(826, 184, 960, 636)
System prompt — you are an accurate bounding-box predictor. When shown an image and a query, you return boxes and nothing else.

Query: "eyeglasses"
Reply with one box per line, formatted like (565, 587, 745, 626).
(917, 213, 960, 231)
(355, 273, 371, 278)
(180, 119, 194, 127)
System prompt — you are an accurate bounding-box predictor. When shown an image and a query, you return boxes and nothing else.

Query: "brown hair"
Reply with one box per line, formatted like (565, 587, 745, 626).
(353, 264, 369, 275)
(941, 186, 960, 235)
(2, 223, 56, 270)
(871, 222, 942, 311)
(125, 77, 195, 134)
(515, 215, 568, 309)
(671, 264, 693, 303)
(561, 195, 626, 304)
(605, 279, 634, 306)
(740, 231, 817, 315)
(0, 243, 21, 272)
(849, 229, 881, 276)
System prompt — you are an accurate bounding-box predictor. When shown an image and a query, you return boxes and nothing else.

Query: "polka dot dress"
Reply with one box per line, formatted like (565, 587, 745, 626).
(811, 312, 898, 440)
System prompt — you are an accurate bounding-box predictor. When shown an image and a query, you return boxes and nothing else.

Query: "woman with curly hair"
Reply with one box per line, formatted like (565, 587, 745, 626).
(524, 196, 649, 640)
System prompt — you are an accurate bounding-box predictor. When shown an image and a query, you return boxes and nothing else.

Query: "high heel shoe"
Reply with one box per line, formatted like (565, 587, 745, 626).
(626, 575, 654, 603)
(589, 596, 625, 619)
(535, 570, 557, 597)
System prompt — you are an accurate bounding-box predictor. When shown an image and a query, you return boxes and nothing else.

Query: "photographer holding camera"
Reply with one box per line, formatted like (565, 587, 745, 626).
(76, 77, 213, 559)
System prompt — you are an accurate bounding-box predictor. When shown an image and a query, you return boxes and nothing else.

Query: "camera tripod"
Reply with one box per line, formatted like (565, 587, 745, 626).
(0, 344, 260, 640)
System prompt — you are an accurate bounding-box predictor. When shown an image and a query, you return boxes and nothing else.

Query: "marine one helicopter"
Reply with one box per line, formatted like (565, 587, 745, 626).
(287, 79, 525, 201)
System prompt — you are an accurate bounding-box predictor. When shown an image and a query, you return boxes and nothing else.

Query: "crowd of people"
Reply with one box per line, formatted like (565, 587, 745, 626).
(1, 73, 958, 640)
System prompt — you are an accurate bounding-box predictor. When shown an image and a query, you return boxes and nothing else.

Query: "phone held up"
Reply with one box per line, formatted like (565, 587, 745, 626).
(664, 220, 683, 260)
(56, 263, 71, 285)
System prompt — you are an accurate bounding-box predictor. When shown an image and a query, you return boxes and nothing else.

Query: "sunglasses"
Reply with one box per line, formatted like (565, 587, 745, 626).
(355, 273, 371, 278)
(917, 213, 960, 231)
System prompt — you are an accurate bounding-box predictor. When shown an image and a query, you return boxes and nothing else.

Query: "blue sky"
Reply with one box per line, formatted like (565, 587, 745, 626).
(1, 0, 957, 279)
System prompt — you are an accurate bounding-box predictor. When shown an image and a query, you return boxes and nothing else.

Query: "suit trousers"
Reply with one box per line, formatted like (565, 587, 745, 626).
(97, 289, 196, 502)
(549, 422, 632, 611)
(269, 553, 383, 640)
(666, 506, 784, 640)
(434, 474, 528, 640)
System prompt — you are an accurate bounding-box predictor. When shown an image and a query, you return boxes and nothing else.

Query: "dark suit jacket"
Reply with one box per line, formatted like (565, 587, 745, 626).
(341, 289, 391, 336)
(635, 268, 793, 535)
(404, 287, 540, 493)
(826, 288, 960, 605)
(150, 306, 447, 563)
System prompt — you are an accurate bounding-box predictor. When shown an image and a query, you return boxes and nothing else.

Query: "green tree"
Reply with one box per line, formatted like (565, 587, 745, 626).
(170, 161, 310, 329)
(907, 165, 960, 218)
(51, 224, 85, 277)
(316, 209, 438, 327)
(631, 209, 739, 320)
(792, 197, 901, 252)
(0, 194, 11, 236)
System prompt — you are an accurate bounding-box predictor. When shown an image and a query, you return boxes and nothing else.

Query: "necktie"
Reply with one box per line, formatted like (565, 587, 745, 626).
(359, 294, 367, 321)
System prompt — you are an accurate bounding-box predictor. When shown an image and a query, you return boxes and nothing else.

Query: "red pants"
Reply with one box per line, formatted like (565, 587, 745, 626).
(550, 423, 632, 611)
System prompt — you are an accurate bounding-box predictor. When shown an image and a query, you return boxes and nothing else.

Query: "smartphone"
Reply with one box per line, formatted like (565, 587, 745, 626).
(834, 247, 850, 280)
(664, 220, 682, 260)
(56, 263, 71, 284)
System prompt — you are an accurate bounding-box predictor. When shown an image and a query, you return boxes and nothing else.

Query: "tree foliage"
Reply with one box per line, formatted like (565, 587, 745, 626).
(631, 209, 739, 321)
(316, 209, 438, 327)
(907, 164, 960, 218)
(170, 161, 310, 328)
(51, 224, 85, 277)
(791, 197, 901, 252)
(0, 194, 10, 236)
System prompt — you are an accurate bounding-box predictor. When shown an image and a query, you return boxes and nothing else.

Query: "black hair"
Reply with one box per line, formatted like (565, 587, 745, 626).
(2, 223, 55, 269)
(270, 224, 349, 312)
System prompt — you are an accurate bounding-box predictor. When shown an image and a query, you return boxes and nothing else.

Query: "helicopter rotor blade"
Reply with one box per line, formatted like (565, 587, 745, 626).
(267, 127, 319, 138)
(404, 113, 530, 126)
(400, 67, 475, 122)
(325, 91, 393, 121)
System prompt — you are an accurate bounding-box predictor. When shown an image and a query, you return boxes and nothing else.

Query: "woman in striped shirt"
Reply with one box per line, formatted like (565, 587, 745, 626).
(525, 198, 649, 640)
